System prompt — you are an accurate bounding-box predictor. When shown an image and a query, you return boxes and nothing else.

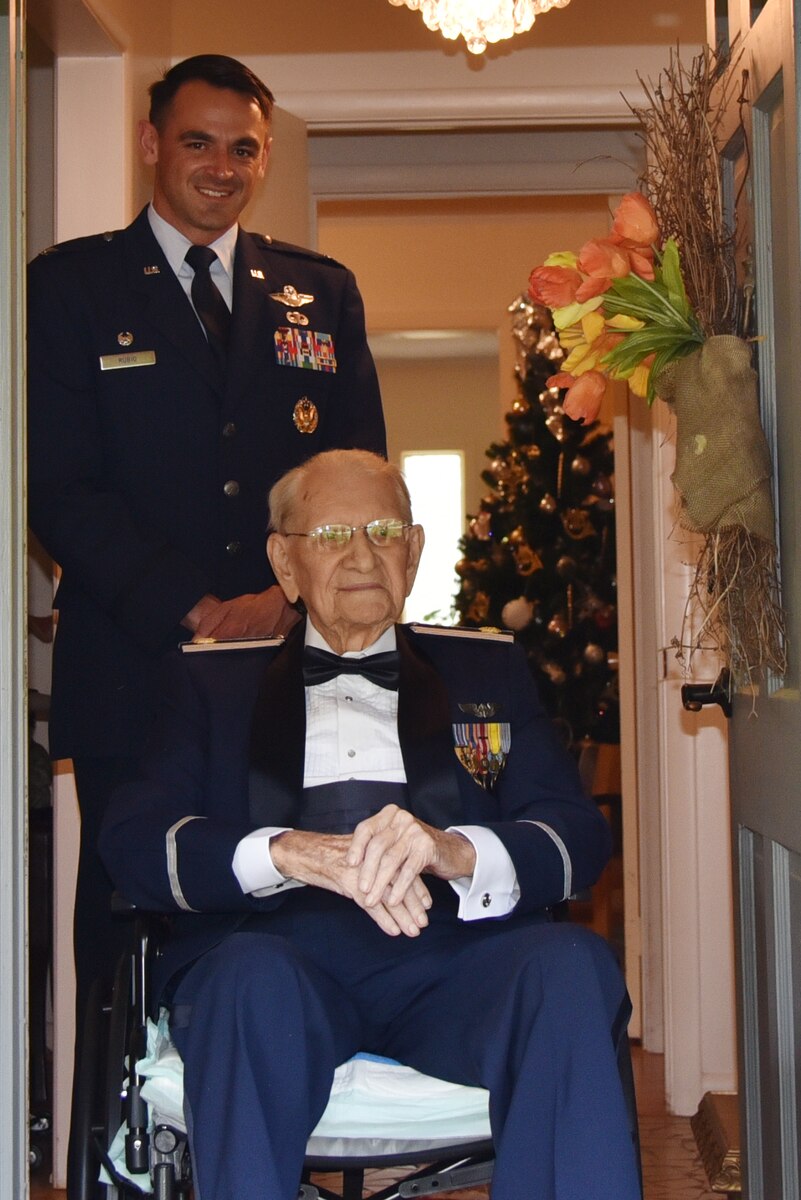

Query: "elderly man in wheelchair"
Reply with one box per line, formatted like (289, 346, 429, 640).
(100, 448, 642, 1200)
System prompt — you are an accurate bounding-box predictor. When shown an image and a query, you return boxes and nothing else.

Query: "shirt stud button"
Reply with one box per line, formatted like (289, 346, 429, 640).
(347, 749, 356, 758)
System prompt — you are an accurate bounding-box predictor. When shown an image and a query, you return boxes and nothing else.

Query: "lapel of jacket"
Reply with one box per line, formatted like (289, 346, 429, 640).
(396, 626, 463, 828)
(248, 623, 306, 827)
(122, 207, 222, 390)
(226, 230, 283, 403)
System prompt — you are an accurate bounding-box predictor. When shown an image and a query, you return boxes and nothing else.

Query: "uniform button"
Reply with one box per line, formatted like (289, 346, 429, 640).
(347, 749, 356, 758)
(481, 893, 492, 908)
(226, 541, 242, 556)
(223, 479, 240, 497)
(222, 422, 237, 439)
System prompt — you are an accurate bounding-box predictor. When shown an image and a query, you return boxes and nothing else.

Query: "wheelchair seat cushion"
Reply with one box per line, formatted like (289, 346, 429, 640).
(104, 1011, 491, 1191)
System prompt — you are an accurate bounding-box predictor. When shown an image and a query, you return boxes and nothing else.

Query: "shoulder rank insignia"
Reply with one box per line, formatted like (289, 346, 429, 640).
(269, 285, 314, 308)
(409, 623, 514, 643)
(452, 720, 510, 791)
(180, 636, 284, 654)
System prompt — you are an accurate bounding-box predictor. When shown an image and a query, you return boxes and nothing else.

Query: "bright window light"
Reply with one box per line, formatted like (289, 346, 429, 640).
(401, 451, 464, 625)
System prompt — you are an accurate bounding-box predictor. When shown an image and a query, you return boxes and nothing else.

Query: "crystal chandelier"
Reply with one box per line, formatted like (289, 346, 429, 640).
(387, 0, 571, 55)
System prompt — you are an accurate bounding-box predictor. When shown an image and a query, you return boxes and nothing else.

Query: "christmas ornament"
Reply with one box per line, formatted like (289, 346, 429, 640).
(514, 544, 544, 576)
(545, 412, 569, 443)
(584, 643, 606, 666)
(542, 661, 567, 685)
(561, 508, 595, 539)
(571, 455, 591, 476)
(501, 596, 536, 631)
(548, 613, 569, 638)
(469, 511, 493, 540)
(555, 555, 577, 580)
(592, 473, 613, 498)
(594, 603, 617, 631)
(466, 592, 490, 622)
(539, 493, 558, 515)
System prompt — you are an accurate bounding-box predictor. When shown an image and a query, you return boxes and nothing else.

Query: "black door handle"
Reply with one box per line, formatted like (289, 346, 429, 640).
(681, 670, 732, 719)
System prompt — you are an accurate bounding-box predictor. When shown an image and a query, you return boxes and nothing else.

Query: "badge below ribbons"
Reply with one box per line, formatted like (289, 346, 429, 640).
(275, 327, 337, 372)
(452, 721, 511, 791)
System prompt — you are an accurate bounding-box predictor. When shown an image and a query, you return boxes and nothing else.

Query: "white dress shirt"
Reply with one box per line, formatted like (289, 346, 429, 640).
(232, 624, 521, 920)
(147, 204, 237, 320)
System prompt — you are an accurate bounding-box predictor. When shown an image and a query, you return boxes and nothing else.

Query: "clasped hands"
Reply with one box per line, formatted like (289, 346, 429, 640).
(271, 805, 477, 938)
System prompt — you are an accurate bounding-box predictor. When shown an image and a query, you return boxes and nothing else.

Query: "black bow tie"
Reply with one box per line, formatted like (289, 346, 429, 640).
(302, 646, 400, 690)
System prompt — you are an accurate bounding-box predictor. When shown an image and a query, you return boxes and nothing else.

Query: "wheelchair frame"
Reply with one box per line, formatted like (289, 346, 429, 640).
(71, 912, 496, 1200)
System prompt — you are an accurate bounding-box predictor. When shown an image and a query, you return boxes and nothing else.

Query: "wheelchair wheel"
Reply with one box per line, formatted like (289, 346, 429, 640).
(67, 974, 106, 1200)
(102, 948, 136, 1200)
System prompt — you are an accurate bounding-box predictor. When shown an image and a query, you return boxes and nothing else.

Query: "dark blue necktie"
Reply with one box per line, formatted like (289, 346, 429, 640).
(302, 646, 400, 690)
(185, 244, 230, 364)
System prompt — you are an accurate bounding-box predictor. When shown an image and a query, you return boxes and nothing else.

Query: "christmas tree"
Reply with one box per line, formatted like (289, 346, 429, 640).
(454, 297, 619, 748)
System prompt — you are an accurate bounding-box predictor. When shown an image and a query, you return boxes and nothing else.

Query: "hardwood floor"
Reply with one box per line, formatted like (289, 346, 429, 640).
(29, 1045, 722, 1200)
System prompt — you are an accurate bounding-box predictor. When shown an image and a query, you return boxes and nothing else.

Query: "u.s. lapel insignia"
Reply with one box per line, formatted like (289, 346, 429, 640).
(143, 265, 160, 275)
(250, 268, 265, 280)
(452, 719, 510, 791)
(269, 284, 314, 308)
(293, 396, 319, 434)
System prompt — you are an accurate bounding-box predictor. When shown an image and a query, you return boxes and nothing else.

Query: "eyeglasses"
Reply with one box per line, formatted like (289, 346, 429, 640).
(284, 518, 413, 550)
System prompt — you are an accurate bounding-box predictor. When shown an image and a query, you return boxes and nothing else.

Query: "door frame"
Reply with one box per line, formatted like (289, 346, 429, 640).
(0, 1, 29, 1198)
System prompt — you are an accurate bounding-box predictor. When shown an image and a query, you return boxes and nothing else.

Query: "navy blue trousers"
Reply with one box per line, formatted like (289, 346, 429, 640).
(169, 890, 640, 1200)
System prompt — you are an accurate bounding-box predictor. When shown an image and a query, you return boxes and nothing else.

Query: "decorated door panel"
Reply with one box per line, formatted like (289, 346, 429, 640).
(716, 0, 801, 1194)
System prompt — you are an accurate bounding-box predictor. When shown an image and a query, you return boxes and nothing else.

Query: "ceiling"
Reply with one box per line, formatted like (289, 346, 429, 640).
(172, 0, 706, 56)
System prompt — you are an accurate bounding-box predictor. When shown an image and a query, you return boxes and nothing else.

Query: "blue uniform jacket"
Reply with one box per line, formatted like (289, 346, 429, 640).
(27, 208, 385, 757)
(100, 624, 612, 1000)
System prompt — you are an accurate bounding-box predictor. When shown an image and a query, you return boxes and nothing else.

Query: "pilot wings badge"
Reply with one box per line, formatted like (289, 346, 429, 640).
(269, 285, 314, 308)
(452, 719, 510, 791)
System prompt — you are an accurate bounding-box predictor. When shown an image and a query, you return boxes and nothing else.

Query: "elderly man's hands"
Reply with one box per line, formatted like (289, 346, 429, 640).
(348, 805, 476, 911)
(270, 825, 434, 938)
(270, 806, 476, 938)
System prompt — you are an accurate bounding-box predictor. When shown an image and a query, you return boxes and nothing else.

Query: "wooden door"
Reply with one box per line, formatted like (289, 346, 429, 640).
(716, 0, 801, 1194)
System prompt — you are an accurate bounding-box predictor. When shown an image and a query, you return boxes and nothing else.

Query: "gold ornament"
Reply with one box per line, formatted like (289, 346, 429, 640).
(562, 508, 594, 539)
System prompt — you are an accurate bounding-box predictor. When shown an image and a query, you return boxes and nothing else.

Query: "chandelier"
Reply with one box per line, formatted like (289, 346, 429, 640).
(387, 0, 571, 55)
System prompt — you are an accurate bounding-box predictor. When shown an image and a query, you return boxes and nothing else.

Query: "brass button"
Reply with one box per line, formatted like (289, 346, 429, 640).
(226, 541, 242, 556)
(223, 480, 240, 497)
(222, 422, 237, 438)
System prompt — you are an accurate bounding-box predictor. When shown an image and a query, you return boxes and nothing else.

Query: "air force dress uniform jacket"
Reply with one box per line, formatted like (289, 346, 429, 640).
(27, 207, 386, 759)
(99, 624, 613, 1003)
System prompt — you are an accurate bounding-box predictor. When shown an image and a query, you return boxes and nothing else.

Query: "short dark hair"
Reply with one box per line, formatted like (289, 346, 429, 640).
(148, 55, 274, 128)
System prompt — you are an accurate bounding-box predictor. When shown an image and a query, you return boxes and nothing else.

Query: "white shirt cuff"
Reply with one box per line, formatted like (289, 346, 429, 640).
(446, 825, 520, 920)
(232, 828, 307, 897)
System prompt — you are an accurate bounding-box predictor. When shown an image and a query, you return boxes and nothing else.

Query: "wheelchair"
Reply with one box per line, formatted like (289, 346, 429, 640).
(70, 906, 497, 1200)
(71, 905, 641, 1200)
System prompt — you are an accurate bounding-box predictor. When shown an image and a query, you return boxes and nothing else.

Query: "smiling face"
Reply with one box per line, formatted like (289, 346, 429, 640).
(138, 80, 271, 244)
(268, 460, 424, 653)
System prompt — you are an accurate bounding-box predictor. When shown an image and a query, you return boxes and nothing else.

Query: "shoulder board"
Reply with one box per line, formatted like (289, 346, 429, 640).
(37, 228, 123, 258)
(254, 234, 346, 269)
(408, 623, 513, 643)
(181, 636, 284, 655)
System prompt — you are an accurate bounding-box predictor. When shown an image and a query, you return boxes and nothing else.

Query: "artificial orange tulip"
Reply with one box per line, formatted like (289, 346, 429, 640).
(611, 192, 659, 247)
(528, 265, 583, 308)
(547, 369, 606, 424)
(575, 238, 630, 301)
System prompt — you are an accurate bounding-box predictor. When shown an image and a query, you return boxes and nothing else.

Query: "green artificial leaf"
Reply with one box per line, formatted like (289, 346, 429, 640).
(658, 239, 692, 315)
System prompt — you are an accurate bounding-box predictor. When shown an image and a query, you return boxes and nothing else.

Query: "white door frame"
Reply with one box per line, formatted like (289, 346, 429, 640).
(0, 1, 29, 1198)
